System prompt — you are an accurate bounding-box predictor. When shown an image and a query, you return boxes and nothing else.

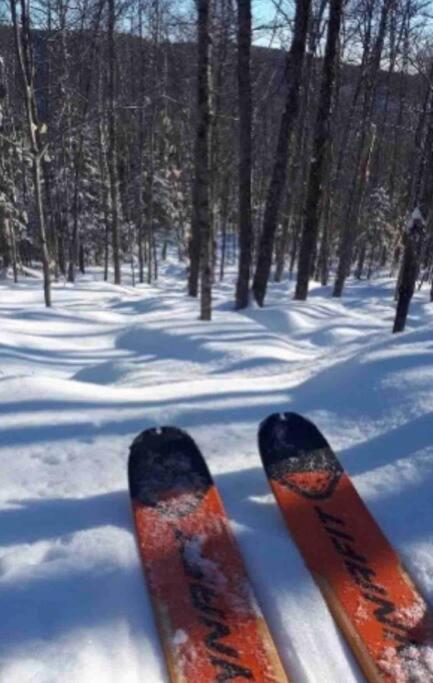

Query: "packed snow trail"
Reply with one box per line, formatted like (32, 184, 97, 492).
(1, 262, 432, 683)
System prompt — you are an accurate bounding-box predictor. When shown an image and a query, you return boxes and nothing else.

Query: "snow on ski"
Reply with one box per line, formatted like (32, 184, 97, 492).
(128, 426, 289, 683)
(258, 411, 433, 683)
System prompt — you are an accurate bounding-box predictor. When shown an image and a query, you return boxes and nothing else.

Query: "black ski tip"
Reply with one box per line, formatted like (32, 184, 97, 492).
(258, 412, 330, 472)
(128, 426, 213, 508)
(258, 413, 343, 500)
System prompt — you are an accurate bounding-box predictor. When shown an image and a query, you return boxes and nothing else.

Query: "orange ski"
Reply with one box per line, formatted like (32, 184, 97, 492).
(259, 412, 433, 683)
(129, 426, 289, 683)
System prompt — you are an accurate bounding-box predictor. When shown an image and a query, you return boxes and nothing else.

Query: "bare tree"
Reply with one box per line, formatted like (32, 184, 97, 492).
(235, 0, 252, 309)
(393, 90, 433, 332)
(252, 0, 311, 306)
(333, 0, 393, 298)
(295, 0, 343, 300)
(107, 0, 121, 284)
(9, 0, 51, 306)
(192, 0, 213, 319)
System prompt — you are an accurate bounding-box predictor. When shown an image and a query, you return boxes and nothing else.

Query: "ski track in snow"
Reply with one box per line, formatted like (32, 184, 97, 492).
(1, 261, 433, 683)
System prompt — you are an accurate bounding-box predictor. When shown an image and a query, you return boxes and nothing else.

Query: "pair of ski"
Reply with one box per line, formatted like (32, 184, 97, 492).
(128, 413, 432, 683)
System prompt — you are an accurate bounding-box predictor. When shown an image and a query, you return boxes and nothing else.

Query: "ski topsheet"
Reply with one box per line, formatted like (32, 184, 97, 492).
(259, 412, 433, 683)
(129, 426, 289, 683)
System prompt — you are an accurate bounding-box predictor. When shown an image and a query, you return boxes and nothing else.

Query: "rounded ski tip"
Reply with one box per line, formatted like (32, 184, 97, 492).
(130, 425, 192, 450)
(130, 425, 179, 449)
(258, 412, 330, 465)
(128, 426, 213, 509)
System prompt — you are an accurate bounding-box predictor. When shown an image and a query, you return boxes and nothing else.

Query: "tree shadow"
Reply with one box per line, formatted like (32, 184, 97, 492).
(341, 412, 433, 476)
(0, 491, 129, 547)
(0, 388, 290, 448)
(290, 324, 433, 424)
(0, 563, 152, 649)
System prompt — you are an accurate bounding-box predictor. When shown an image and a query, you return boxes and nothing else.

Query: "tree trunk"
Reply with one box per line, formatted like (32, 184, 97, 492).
(107, 0, 121, 284)
(252, 0, 311, 306)
(146, 170, 155, 285)
(188, 221, 201, 296)
(219, 175, 230, 281)
(193, 0, 212, 319)
(97, 119, 111, 283)
(393, 212, 425, 332)
(333, 0, 392, 298)
(79, 243, 85, 274)
(355, 241, 367, 279)
(0, 204, 11, 276)
(333, 125, 376, 296)
(10, 218, 18, 283)
(294, 0, 343, 300)
(318, 213, 330, 286)
(235, 0, 252, 309)
(393, 93, 433, 331)
(10, 0, 51, 306)
(274, 202, 292, 282)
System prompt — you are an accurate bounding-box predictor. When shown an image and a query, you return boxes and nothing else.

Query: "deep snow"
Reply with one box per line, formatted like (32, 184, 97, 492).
(1, 261, 432, 683)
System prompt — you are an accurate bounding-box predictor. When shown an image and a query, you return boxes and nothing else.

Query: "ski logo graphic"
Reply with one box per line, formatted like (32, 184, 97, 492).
(260, 413, 433, 681)
(268, 446, 343, 500)
(315, 506, 430, 676)
(175, 529, 254, 682)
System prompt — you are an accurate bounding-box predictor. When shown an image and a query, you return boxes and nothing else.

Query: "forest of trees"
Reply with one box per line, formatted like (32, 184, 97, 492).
(1, 0, 433, 331)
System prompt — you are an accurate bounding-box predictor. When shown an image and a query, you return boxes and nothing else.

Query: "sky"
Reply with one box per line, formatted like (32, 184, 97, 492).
(252, 0, 289, 45)
(174, 0, 293, 48)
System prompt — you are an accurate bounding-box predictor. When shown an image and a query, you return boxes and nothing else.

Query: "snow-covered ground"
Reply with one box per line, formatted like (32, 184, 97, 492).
(1, 261, 433, 683)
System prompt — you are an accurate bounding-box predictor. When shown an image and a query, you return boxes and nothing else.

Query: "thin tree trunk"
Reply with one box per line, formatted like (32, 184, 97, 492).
(79, 244, 85, 274)
(289, 222, 302, 277)
(318, 207, 331, 286)
(393, 97, 433, 331)
(146, 170, 155, 285)
(193, 0, 212, 320)
(107, 0, 121, 284)
(333, 0, 392, 297)
(10, 218, 18, 283)
(104, 220, 109, 281)
(274, 201, 292, 282)
(235, 0, 252, 309)
(136, 2, 146, 284)
(188, 217, 201, 296)
(355, 241, 367, 279)
(10, 0, 51, 306)
(0, 204, 11, 277)
(68, 180, 80, 282)
(333, 125, 376, 296)
(98, 120, 111, 283)
(393, 211, 425, 332)
(219, 176, 230, 281)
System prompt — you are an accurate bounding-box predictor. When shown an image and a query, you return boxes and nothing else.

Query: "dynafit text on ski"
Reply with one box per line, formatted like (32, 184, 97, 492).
(129, 425, 289, 683)
(259, 411, 433, 683)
